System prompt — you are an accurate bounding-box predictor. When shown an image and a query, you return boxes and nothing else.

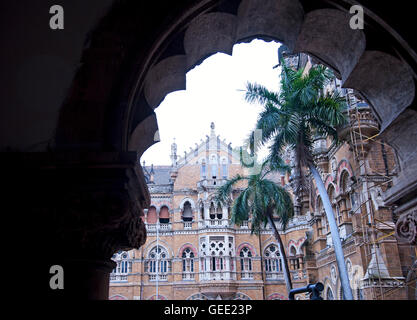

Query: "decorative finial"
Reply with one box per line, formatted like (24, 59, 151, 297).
(210, 122, 216, 137)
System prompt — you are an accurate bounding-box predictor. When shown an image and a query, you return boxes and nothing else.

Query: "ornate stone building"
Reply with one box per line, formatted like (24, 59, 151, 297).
(109, 123, 304, 300)
(109, 53, 416, 301)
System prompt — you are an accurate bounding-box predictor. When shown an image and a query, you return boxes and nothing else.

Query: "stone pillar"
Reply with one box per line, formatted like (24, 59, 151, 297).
(4, 152, 148, 300)
(204, 203, 210, 224)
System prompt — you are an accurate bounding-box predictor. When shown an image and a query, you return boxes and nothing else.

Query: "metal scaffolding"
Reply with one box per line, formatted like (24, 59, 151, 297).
(346, 89, 416, 300)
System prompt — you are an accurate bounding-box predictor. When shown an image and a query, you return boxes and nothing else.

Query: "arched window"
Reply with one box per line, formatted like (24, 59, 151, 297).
(209, 202, 216, 220)
(159, 206, 170, 224)
(145, 246, 171, 281)
(289, 246, 300, 270)
(201, 160, 207, 179)
(182, 248, 195, 280)
(211, 164, 217, 179)
(182, 201, 193, 222)
(216, 204, 223, 220)
(110, 251, 132, 282)
(210, 155, 217, 179)
(316, 196, 326, 235)
(328, 185, 340, 224)
(340, 170, 356, 215)
(221, 158, 228, 179)
(239, 247, 253, 279)
(200, 205, 204, 220)
(264, 244, 282, 279)
(147, 206, 157, 224)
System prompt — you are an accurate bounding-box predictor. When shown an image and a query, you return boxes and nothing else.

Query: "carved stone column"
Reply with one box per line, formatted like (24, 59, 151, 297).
(4, 151, 149, 300)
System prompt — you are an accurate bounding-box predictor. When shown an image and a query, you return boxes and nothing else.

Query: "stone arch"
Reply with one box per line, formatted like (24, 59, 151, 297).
(294, 9, 366, 82)
(178, 243, 198, 257)
(327, 182, 337, 200)
(143, 240, 174, 258)
(147, 205, 158, 224)
(289, 244, 297, 257)
(49, 0, 416, 167)
(267, 292, 286, 300)
(324, 174, 335, 191)
(8, 0, 417, 302)
(179, 198, 196, 211)
(187, 293, 209, 300)
(236, 242, 256, 256)
(336, 158, 355, 188)
(127, 2, 415, 167)
(315, 194, 323, 214)
(339, 168, 352, 195)
(287, 237, 306, 255)
(159, 205, 170, 223)
(109, 294, 128, 300)
(234, 292, 252, 300)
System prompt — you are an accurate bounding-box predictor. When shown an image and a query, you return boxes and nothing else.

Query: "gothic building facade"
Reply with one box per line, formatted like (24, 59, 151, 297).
(109, 51, 416, 300)
(109, 98, 415, 300)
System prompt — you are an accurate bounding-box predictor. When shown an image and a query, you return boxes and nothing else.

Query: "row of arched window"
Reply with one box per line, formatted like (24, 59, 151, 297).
(200, 157, 228, 180)
(111, 242, 304, 282)
(145, 201, 231, 225)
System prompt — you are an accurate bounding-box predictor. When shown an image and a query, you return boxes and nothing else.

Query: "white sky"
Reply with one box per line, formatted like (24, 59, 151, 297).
(141, 39, 282, 166)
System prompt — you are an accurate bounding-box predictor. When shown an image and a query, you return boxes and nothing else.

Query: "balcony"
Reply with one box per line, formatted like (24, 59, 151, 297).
(265, 272, 284, 280)
(200, 271, 236, 281)
(337, 102, 380, 147)
(240, 272, 253, 280)
(110, 274, 128, 282)
(183, 221, 193, 229)
(182, 272, 195, 280)
(240, 220, 249, 229)
(199, 219, 230, 228)
(146, 223, 172, 232)
(149, 274, 168, 281)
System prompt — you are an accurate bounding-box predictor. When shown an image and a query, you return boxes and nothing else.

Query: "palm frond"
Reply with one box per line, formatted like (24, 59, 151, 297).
(245, 82, 280, 106)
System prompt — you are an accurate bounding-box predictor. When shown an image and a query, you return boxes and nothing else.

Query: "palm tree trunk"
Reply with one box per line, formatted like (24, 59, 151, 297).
(257, 233, 266, 300)
(309, 164, 353, 300)
(267, 212, 293, 295)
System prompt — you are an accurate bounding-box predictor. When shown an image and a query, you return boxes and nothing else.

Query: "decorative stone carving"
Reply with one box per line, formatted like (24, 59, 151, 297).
(395, 210, 417, 245)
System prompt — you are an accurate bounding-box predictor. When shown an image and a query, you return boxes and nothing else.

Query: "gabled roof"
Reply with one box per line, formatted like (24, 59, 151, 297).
(143, 165, 172, 185)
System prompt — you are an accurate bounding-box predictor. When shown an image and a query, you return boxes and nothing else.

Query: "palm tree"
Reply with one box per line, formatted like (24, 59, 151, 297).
(245, 60, 354, 300)
(216, 155, 295, 295)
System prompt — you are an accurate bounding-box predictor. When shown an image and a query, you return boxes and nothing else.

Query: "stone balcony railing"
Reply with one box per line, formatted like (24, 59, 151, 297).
(199, 271, 236, 281)
(182, 272, 195, 280)
(149, 274, 168, 281)
(240, 272, 254, 280)
(265, 272, 285, 280)
(145, 223, 172, 232)
(183, 221, 193, 229)
(110, 274, 128, 282)
(199, 219, 230, 228)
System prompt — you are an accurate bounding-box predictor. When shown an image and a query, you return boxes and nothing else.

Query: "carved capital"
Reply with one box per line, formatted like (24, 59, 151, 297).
(395, 210, 417, 245)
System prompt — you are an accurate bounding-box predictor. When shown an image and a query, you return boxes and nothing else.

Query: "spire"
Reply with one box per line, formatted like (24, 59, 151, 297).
(363, 247, 390, 280)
